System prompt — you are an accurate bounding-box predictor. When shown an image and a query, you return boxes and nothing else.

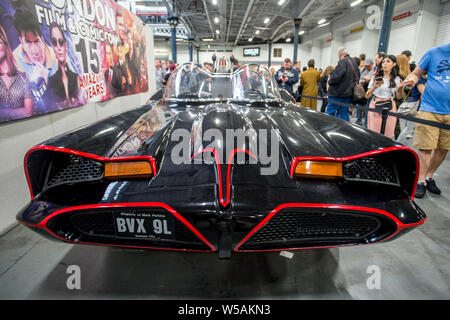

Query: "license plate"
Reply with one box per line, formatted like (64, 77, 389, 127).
(113, 211, 174, 240)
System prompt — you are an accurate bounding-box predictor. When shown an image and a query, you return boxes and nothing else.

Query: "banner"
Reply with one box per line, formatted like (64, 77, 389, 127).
(0, 0, 148, 124)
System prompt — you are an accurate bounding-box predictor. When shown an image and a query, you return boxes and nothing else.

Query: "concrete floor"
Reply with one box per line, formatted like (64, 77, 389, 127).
(0, 137, 449, 300)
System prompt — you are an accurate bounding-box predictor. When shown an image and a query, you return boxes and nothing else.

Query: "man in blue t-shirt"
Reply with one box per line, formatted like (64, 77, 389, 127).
(404, 43, 450, 198)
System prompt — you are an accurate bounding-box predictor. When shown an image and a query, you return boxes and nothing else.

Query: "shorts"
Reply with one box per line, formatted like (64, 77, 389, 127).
(413, 111, 450, 150)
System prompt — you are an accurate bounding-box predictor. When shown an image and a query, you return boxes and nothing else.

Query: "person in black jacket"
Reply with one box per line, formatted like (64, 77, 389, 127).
(326, 48, 360, 121)
(46, 22, 79, 110)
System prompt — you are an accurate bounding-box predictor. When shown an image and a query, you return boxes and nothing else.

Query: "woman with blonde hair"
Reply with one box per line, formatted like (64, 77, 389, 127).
(319, 66, 334, 112)
(396, 54, 411, 80)
(0, 25, 33, 122)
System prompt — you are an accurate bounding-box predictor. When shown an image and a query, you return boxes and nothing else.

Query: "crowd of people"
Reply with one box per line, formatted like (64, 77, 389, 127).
(269, 44, 448, 199)
(155, 59, 217, 90)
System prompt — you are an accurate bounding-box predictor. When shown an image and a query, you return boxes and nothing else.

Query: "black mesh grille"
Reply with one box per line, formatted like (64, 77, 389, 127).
(240, 209, 381, 250)
(46, 154, 103, 187)
(343, 155, 399, 185)
(71, 212, 115, 236)
(69, 209, 204, 246)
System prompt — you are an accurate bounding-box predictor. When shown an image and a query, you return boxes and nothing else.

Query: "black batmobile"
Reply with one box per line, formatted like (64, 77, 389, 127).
(17, 59, 426, 258)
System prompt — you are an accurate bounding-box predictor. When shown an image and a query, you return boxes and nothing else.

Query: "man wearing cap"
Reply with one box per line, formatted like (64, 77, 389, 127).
(356, 57, 375, 126)
(276, 58, 299, 96)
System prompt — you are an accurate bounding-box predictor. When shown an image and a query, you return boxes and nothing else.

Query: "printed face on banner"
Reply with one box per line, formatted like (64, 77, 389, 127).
(0, 0, 148, 124)
(22, 31, 46, 65)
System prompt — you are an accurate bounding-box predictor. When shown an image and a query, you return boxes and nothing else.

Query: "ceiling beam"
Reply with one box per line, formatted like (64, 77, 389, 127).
(225, 0, 235, 43)
(180, 16, 194, 39)
(162, 0, 174, 16)
(218, 0, 227, 38)
(292, 0, 317, 19)
(201, 0, 216, 39)
(233, 0, 256, 46)
(270, 0, 317, 42)
(270, 20, 293, 42)
(265, 0, 290, 41)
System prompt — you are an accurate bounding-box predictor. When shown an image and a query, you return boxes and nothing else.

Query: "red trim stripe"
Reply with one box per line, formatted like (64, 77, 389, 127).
(234, 203, 426, 252)
(18, 202, 216, 252)
(191, 148, 257, 208)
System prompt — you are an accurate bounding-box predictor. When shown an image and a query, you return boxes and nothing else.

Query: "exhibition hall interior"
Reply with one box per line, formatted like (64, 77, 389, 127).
(0, 0, 449, 301)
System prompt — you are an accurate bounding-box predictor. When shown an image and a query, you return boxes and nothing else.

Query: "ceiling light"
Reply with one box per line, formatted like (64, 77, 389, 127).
(212, 0, 217, 5)
(299, 30, 305, 35)
(248, 37, 253, 42)
(214, 17, 219, 24)
(215, 29, 220, 34)
(264, 17, 270, 24)
(351, 0, 363, 7)
(318, 22, 330, 27)
(255, 30, 260, 35)
(318, 19, 326, 25)
(286, 37, 291, 42)
(202, 38, 214, 42)
(278, 0, 286, 5)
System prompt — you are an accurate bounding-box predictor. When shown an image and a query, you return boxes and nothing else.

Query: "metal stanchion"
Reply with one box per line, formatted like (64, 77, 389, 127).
(380, 107, 390, 135)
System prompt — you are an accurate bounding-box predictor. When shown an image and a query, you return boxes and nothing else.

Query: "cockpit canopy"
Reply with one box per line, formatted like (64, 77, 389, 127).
(163, 63, 281, 101)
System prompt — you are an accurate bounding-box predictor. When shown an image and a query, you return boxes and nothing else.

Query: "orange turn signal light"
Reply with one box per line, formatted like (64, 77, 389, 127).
(294, 161, 343, 179)
(104, 161, 153, 179)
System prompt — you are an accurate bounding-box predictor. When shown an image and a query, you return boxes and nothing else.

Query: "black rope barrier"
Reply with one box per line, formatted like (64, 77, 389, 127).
(296, 94, 450, 132)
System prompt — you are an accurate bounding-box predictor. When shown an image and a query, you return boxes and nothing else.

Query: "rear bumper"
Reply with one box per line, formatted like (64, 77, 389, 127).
(17, 198, 426, 256)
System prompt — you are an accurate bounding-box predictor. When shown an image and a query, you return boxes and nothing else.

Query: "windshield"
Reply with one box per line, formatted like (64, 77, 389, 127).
(163, 63, 281, 101)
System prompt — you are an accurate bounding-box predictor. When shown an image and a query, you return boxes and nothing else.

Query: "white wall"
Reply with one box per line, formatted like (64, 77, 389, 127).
(0, 28, 157, 235)
(414, 0, 441, 61)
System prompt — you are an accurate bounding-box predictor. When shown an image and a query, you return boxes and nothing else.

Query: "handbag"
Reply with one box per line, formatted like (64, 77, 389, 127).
(374, 99, 393, 112)
(348, 59, 365, 101)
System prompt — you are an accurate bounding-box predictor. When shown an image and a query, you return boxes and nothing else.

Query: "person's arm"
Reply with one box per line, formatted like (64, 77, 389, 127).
(404, 66, 425, 88)
(287, 70, 299, 85)
(395, 79, 405, 100)
(275, 70, 283, 85)
(0, 98, 33, 120)
(365, 77, 382, 99)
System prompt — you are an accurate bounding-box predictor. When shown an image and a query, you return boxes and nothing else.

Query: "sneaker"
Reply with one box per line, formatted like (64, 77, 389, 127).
(426, 178, 441, 195)
(415, 183, 426, 198)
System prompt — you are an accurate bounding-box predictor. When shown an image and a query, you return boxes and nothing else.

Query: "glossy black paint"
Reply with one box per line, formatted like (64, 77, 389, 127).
(17, 96, 426, 255)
